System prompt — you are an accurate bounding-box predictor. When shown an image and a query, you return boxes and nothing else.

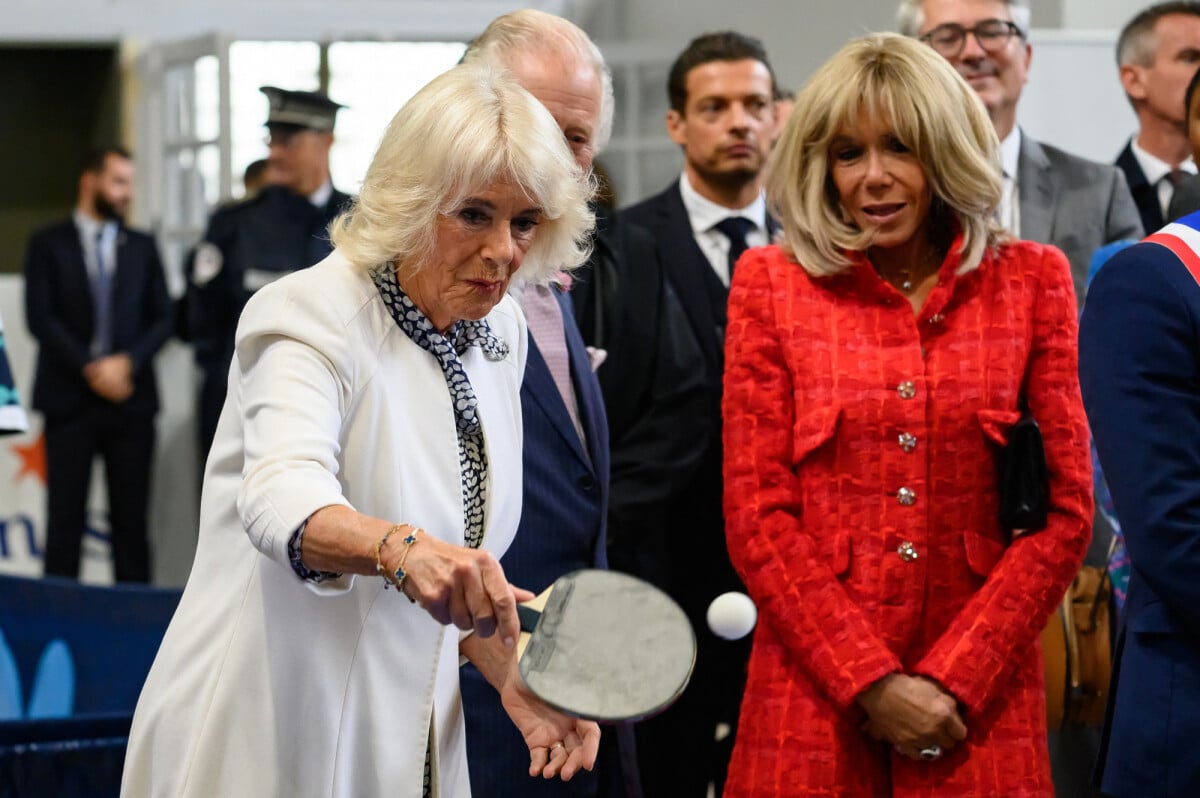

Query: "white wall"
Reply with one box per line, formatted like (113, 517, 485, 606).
(4, 0, 1065, 85)
(2, 0, 585, 41)
(1062, 0, 1156, 30)
(1020, 30, 1135, 164)
(606, 0, 1066, 96)
(616, 1, 900, 95)
(597, 0, 1133, 171)
(5, 0, 1127, 153)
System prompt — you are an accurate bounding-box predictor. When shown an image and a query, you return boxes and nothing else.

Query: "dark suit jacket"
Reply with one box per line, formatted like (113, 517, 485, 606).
(570, 207, 707, 588)
(620, 183, 747, 609)
(187, 184, 350, 366)
(622, 184, 728, 391)
(23, 218, 172, 419)
(1168, 173, 1200, 223)
(1116, 140, 1165, 238)
(620, 185, 755, 790)
(1079, 227, 1200, 797)
(1020, 135, 1143, 307)
(461, 288, 641, 798)
(187, 184, 351, 456)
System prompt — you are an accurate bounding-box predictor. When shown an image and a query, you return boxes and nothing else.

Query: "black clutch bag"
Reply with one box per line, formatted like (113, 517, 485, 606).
(998, 408, 1049, 535)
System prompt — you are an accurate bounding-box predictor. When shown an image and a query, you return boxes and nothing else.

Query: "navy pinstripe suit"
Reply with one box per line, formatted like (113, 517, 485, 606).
(460, 287, 641, 797)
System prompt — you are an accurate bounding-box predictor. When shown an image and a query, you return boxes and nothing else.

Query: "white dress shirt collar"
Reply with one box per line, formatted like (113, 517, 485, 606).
(999, 127, 1021, 181)
(1131, 138, 1196, 219)
(73, 208, 102, 241)
(1130, 137, 1195, 187)
(996, 128, 1022, 237)
(678, 172, 767, 237)
(677, 173, 769, 286)
(309, 180, 334, 208)
(72, 210, 118, 273)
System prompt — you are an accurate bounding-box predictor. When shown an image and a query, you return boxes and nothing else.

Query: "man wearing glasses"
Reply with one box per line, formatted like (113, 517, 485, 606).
(898, 0, 1143, 307)
(185, 87, 353, 462)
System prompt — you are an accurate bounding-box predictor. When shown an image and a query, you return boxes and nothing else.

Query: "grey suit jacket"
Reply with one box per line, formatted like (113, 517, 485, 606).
(1018, 133, 1144, 306)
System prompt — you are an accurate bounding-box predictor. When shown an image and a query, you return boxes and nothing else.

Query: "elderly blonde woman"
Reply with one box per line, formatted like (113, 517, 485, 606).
(121, 64, 597, 798)
(721, 34, 1092, 796)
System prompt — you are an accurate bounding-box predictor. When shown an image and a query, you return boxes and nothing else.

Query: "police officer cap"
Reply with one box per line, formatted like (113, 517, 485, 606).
(260, 86, 344, 132)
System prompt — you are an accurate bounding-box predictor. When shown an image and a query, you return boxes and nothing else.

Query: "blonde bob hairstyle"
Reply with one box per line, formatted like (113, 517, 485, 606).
(329, 63, 594, 285)
(767, 33, 1004, 277)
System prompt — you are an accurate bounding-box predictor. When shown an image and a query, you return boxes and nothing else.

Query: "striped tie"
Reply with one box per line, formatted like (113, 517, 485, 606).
(521, 282, 585, 447)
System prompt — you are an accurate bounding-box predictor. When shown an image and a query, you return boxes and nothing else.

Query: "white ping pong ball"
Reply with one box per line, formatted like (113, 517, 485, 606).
(706, 592, 757, 640)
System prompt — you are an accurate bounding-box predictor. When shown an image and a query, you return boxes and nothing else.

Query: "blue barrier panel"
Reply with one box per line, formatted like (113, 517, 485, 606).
(0, 574, 179, 794)
(0, 574, 180, 722)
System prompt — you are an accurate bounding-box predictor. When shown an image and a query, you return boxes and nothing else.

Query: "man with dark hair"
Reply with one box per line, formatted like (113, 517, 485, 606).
(187, 87, 352, 462)
(1115, 1, 1200, 231)
(23, 145, 173, 582)
(621, 30, 776, 798)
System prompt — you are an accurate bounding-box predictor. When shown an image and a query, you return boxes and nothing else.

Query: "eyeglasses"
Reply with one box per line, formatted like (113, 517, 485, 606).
(920, 19, 1023, 58)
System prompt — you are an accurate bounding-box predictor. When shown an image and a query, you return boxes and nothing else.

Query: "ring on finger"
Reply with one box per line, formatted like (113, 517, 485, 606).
(549, 742, 565, 757)
(919, 745, 943, 761)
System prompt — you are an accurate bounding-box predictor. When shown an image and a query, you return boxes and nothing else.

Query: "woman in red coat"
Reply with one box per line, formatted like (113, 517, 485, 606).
(722, 34, 1092, 797)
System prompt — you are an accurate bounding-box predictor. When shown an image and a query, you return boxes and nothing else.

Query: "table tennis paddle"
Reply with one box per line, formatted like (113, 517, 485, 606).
(516, 569, 695, 723)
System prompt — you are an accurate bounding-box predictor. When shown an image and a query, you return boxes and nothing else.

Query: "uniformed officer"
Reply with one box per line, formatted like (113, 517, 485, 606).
(188, 86, 352, 461)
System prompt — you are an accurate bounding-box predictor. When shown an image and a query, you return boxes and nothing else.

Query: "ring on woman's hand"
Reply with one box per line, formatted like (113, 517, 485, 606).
(919, 745, 943, 761)
(549, 742, 565, 757)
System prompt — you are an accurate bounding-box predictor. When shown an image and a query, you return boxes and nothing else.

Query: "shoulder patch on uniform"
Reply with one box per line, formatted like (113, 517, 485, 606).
(192, 243, 223, 285)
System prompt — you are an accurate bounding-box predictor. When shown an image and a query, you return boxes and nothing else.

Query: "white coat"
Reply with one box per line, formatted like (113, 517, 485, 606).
(121, 251, 527, 797)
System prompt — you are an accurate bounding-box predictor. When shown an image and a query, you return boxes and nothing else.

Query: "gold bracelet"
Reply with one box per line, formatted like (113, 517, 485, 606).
(375, 524, 421, 602)
(374, 525, 404, 587)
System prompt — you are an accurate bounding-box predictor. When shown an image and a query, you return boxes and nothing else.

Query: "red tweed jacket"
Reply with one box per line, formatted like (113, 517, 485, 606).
(722, 239, 1092, 797)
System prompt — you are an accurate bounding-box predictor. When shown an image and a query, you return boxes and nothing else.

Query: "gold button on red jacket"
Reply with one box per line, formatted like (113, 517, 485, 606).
(722, 238, 1092, 797)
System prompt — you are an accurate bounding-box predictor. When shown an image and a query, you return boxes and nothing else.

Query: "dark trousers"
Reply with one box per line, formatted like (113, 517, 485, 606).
(634, 630, 749, 797)
(632, 453, 749, 797)
(42, 403, 155, 583)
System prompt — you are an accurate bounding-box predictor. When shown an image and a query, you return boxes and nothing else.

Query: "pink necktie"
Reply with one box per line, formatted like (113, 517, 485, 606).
(521, 282, 586, 447)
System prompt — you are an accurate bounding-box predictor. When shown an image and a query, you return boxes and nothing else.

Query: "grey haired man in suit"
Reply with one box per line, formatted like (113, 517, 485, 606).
(897, 0, 1144, 307)
(457, 9, 702, 797)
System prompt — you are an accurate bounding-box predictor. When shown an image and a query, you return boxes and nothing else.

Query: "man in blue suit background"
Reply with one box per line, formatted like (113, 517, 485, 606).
(1080, 212, 1200, 797)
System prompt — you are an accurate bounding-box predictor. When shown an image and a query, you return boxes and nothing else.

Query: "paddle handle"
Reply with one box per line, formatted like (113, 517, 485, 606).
(516, 585, 553, 658)
(518, 604, 541, 633)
